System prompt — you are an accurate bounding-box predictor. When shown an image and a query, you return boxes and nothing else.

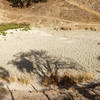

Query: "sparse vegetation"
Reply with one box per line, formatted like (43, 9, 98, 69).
(54, 27, 72, 31)
(90, 27, 96, 31)
(19, 75, 25, 84)
(10, 76, 17, 82)
(84, 27, 97, 31)
(43, 72, 95, 87)
(90, 27, 94, 31)
(17, 75, 30, 85)
(60, 27, 68, 31)
(25, 77, 30, 85)
(7, 75, 30, 85)
(0, 23, 30, 36)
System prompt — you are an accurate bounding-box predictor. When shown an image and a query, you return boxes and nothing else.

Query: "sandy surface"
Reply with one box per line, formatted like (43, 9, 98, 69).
(0, 28, 100, 91)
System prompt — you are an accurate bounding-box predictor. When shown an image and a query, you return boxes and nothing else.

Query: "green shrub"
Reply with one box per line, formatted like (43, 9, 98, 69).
(0, 23, 30, 36)
(0, 32, 7, 36)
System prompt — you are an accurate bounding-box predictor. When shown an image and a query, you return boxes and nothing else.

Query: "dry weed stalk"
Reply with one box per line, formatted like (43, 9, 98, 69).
(9, 75, 30, 85)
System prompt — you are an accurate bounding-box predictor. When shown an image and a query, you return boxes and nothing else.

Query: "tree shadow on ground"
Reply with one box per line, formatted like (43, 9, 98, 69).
(0, 88, 9, 100)
(55, 82, 100, 100)
(73, 82, 100, 100)
(8, 50, 85, 83)
(0, 67, 10, 100)
(0, 67, 10, 83)
(7, 50, 100, 100)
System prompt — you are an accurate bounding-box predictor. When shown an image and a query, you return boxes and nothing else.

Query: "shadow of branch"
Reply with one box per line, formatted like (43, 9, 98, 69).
(74, 82, 100, 100)
(0, 87, 8, 100)
(0, 67, 10, 83)
(8, 50, 85, 83)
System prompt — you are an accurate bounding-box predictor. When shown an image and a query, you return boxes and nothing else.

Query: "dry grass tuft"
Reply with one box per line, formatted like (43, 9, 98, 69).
(19, 75, 25, 84)
(24, 77, 30, 85)
(6, 75, 31, 85)
(84, 27, 96, 31)
(17, 75, 30, 85)
(42, 72, 95, 87)
(10, 76, 17, 82)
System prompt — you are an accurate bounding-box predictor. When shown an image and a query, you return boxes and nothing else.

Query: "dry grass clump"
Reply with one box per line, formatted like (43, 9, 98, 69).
(60, 27, 72, 31)
(6, 75, 30, 85)
(84, 27, 96, 31)
(54, 27, 72, 31)
(85, 27, 88, 30)
(42, 72, 95, 87)
(18, 75, 30, 85)
(9, 76, 17, 82)
(90, 27, 96, 31)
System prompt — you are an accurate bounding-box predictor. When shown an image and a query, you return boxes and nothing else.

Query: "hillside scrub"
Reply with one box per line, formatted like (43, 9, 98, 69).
(7, 0, 47, 7)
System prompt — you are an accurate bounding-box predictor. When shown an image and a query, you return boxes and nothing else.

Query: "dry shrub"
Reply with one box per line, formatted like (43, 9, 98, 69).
(16, 75, 24, 84)
(24, 77, 30, 85)
(85, 27, 96, 31)
(42, 72, 95, 87)
(18, 75, 30, 85)
(10, 76, 17, 82)
(17, 75, 29, 85)
(85, 27, 88, 30)
(60, 27, 71, 31)
(90, 27, 96, 31)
